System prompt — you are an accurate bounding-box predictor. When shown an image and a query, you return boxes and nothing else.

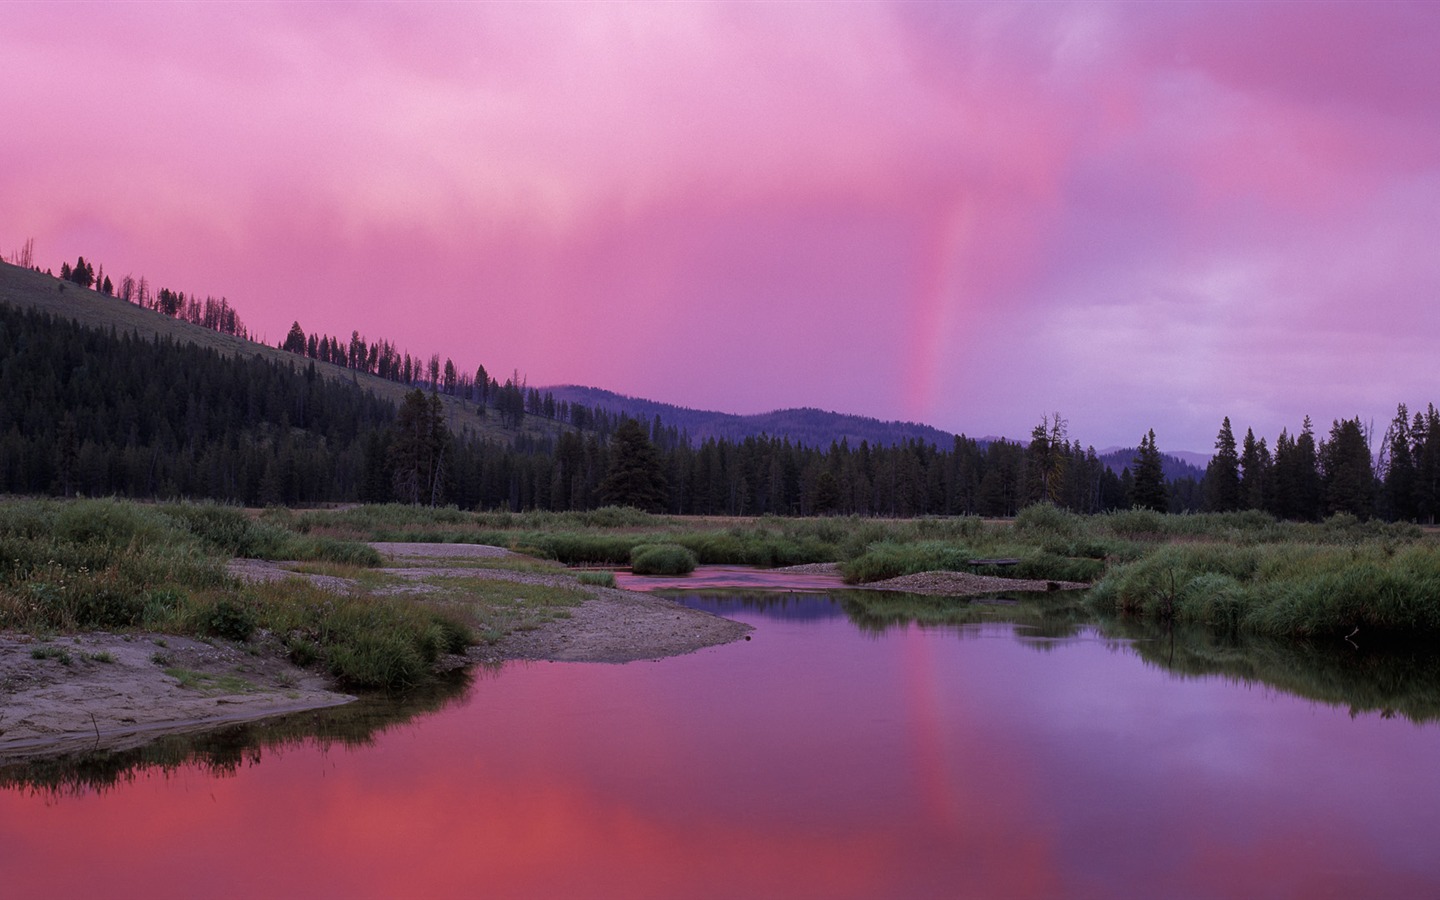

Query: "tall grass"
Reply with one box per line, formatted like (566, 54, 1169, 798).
(1090, 540, 1440, 639)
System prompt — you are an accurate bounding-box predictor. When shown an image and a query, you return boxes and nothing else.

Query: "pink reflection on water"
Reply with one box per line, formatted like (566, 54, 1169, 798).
(0, 608, 1438, 898)
(615, 564, 847, 593)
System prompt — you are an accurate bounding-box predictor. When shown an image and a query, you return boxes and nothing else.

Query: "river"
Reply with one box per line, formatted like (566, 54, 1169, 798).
(1, 569, 1437, 898)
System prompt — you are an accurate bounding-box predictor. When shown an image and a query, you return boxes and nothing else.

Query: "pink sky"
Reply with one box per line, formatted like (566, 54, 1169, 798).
(4, 2, 1439, 451)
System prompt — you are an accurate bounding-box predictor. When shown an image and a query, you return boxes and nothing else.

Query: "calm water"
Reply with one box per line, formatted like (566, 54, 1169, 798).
(2, 572, 1439, 899)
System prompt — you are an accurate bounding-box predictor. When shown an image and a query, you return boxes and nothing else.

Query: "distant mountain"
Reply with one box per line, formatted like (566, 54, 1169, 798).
(1098, 447, 1207, 483)
(541, 385, 963, 449)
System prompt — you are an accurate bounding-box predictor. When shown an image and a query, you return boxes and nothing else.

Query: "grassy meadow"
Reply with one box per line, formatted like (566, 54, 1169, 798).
(282, 501, 1440, 641)
(4, 497, 1438, 695)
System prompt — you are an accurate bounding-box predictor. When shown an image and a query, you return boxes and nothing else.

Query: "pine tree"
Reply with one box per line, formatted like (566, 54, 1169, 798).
(1321, 417, 1375, 518)
(1024, 412, 1067, 505)
(598, 418, 669, 511)
(1413, 405, 1440, 524)
(1383, 404, 1418, 521)
(1204, 417, 1241, 512)
(389, 389, 450, 506)
(1131, 429, 1167, 512)
(1239, 428, 1273, 512)
(1295, 416, 1323, 520)
(282, 322, 307, 355)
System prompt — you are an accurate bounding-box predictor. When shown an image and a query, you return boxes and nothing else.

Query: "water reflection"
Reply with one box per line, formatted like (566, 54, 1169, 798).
(836, 589, 1092, 639)
(661, 590, 848, 621)
(1105, 619, 1440, 724)
(3, 576, 1439, 898)
(0, 669, 476, 797)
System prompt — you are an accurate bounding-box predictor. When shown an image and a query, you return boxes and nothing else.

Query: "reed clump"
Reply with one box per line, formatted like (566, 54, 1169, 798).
(576, 571, 617, 588)
(1090, 539, 1440, 639)
(630, 543, 698, 576)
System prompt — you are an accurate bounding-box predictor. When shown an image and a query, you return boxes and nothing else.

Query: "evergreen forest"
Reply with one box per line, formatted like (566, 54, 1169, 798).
(1, 253, 1435, 523)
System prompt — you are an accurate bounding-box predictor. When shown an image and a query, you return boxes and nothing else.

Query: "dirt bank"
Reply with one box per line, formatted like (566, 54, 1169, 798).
(0, 631, 352, 762)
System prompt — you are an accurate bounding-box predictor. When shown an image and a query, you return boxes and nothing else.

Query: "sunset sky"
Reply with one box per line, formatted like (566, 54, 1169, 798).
(4, 2, 1438, 451)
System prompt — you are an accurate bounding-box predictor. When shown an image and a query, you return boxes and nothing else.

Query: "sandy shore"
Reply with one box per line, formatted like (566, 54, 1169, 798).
(2, 542, 750, 761)
(0, 630, 353, 762)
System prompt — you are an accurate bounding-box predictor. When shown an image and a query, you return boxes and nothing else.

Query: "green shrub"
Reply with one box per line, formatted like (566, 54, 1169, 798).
(73, 580, 147, 628)
(286, 636, 321, 667)
(1015, 503, 1082, 539)
(630, 543, 698, 575)
(205, 598, 257, 642)
(841, 541, 975, 584)
(161, 503, 289, 558)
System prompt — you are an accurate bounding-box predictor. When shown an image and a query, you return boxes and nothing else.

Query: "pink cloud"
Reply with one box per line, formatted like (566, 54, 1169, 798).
(3, 2, 1439, 450)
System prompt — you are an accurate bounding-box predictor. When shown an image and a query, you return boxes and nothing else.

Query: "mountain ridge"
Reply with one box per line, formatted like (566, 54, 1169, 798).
(541, 385, 965, 449)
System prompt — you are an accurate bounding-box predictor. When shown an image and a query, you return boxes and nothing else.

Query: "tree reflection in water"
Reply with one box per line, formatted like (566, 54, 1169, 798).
(0, 668, 478, 797)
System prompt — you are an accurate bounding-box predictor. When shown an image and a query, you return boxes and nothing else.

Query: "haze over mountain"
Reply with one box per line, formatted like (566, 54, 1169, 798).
(542, 386, 968, 449)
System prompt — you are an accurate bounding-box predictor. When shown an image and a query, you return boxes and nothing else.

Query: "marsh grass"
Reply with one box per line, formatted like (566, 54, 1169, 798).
(576, 570, 617, 588)
(30, 645, 73, 665)
(164, 667, 257, 694)
(12, 497, 1440, 670)
(1090, 539, 1440, 638)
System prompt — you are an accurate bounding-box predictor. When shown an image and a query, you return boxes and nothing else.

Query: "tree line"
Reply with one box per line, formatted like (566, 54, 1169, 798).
(0, 304, 400, 504)
(0, 300, 1133, 514)
(20, 246, 252, 341)
(4, 246, 1430, 521)
(1195, 408, 1440, 523)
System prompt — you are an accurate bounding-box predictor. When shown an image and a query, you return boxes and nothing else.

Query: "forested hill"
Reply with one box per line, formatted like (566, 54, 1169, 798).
(1098, 448, 1206, 482)
(542, 385, 964, 449)
(0, 260, 556, 445)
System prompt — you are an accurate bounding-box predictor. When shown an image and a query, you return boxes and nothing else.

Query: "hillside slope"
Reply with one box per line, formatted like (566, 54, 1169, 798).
(0, 261, 559, 444)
